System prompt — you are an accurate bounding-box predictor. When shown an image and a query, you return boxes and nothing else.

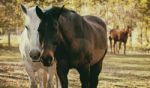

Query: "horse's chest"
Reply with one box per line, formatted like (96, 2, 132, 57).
(68, 50, 88, 65)
(56, 48, 89, 67)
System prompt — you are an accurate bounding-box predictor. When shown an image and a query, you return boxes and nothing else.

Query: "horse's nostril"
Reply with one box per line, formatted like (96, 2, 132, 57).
(32, 56, 36, 59)
(41, 56, 54, 67)
(29, 50, 40, 60)
(30, 55, 37, 60)
(37, 52, 40, 57)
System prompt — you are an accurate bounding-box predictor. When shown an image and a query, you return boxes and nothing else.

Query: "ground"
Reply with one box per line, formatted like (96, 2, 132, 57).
(0, 47, 150, 88)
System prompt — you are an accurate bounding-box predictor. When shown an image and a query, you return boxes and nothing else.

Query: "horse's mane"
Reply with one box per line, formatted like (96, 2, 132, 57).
(45, 6, 76, 16)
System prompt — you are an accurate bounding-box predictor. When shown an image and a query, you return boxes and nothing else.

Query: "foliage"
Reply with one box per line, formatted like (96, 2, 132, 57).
(0, 0, 149, 48)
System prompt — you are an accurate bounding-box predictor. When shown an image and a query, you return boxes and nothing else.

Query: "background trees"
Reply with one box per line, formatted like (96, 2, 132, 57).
(0, 0, 149, 49)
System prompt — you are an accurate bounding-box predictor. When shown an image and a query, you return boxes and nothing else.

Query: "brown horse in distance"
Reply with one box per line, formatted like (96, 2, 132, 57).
(109, 26, 131, 54)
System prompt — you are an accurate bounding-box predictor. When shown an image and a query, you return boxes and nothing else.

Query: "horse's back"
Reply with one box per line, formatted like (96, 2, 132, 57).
(83, 16, 107, 48)
(109, 29, 120, 40)
(83, 16, 106, 31)
(109, 29, 127, 41)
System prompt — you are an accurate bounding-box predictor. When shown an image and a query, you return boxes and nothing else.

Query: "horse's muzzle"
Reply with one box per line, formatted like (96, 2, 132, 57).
(29, 50, 40, 61)
(41, 56, 54, 67)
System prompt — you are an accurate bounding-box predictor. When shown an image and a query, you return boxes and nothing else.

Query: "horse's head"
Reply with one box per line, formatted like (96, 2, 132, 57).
(21, 4, 41, 61)
(36, 6, 64, 66)
(126, 25, 132, 37)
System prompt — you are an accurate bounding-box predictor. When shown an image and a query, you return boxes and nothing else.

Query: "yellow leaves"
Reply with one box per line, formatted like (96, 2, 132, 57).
(0, 0, 149, 33)
(139, 0, 148, 8)
(140, 0, 148, 4)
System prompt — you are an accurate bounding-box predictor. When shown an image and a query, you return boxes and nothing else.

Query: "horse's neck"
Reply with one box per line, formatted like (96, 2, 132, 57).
(125, 28, 130, 34)
(59, 16, 79, 46)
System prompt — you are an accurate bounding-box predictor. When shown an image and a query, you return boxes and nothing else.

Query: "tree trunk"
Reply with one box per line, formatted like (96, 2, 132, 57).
(8, 32, 11, 47)
(140, 27, 143, 47)
(145, 27, 149, 43)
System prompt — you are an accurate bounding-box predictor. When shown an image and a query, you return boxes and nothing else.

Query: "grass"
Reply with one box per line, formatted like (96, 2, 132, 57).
(99, 54, 150, 88)
(0, 47, 21, 62)
(0, 34, 20, 62)
(0, 46, 150, 88)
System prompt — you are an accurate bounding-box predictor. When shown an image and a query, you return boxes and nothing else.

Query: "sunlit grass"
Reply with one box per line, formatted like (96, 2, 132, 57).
(0, 47, 21, 62)
(0, 34, 21, 62)
(99, 54, 150, 88)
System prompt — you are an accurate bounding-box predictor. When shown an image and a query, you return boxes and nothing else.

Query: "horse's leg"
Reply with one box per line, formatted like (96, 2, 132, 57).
(57, 61, 69, 88)
(24, 62, 37, 88)
(47, 63, 56, 88)
(55, 72, 62, 88)
(119, 42, 122, 54)
(124, 42, 126, 55)
(90, 49, 106, 88)
(116, 42, 118, 53)
(77, 64, 90, 88)
(109, 36, 112, 53)
(113, 41, 117, 54)
(43, 70, 48, 88)
(90, 60, 103, 88)
(37, 69, 48, 88)
(48, 61, 61, 88)
(51, 61, 62, 88)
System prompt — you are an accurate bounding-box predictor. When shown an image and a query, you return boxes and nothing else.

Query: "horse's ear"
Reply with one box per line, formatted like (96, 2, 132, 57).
(21, 4, 27, 14)
(56, 5, 65, 20)
(36, 6, 43, 19)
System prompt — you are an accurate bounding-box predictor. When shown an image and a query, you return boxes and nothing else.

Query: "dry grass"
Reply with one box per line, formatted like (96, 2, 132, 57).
(0, 47, 20, 62)
(100, 54, 150, 88)
(0, 47, 150, 88)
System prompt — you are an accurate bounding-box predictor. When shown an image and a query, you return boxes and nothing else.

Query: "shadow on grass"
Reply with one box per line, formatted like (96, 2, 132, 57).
(115, 84, 129, 88)
(0, 74, 28, 80)
(106, 53, 150, 59)
(100, 77, 121, 82)
(0, 46, 20, 62)
(0, 46, 19, 52)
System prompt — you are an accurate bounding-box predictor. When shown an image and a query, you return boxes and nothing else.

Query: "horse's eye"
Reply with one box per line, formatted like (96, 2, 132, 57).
(25, 25, 29, 30)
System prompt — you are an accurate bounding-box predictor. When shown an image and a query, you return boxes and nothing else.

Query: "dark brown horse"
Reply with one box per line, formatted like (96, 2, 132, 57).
(109, 26, 131, 54)
(35, 6, 107, 88)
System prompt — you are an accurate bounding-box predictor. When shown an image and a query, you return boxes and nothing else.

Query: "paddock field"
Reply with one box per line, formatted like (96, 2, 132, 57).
(0, 47, 150, 88)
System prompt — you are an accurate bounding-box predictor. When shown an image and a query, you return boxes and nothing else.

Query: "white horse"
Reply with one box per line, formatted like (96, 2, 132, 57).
(19, 4, 61, 88)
